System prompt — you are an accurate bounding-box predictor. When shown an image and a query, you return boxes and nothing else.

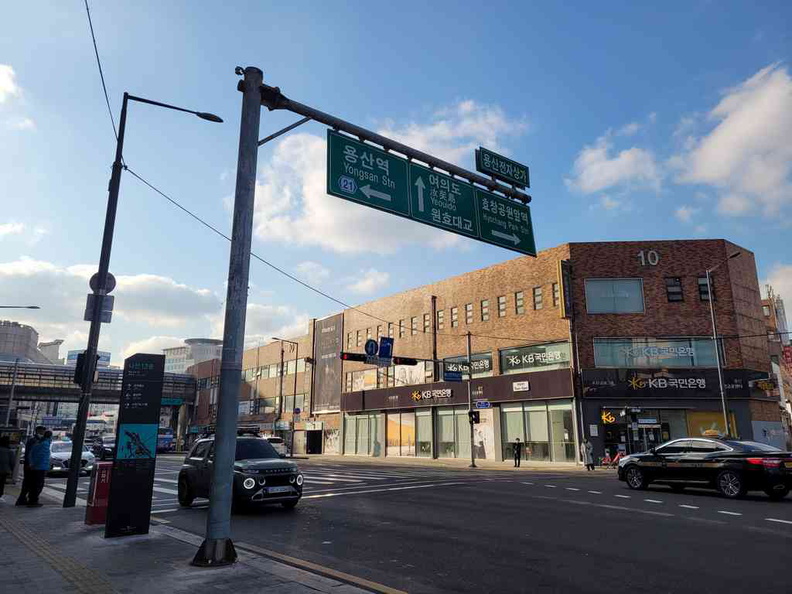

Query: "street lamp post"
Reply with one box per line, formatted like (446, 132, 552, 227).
(706, 251, 741, 438)
(3, 358, 20, 426)
(273, 337, 299, 457)
(62, 92, 222, 509)
(0, 306, 40, 309)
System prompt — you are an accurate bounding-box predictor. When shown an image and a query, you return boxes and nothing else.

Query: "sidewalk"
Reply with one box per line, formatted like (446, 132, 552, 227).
(0, 486, 396, 594)
(304, 453, 590, 472)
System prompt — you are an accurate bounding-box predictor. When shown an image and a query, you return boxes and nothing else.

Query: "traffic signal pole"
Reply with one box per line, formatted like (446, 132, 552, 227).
(467, 331, 476, 468)
(192, 66, 262, 566)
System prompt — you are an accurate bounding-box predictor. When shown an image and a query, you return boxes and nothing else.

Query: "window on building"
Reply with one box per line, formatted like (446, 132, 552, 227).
(398, 320, 405, 338)
(763, 305, 771, 317)
(698, 276, 716, 301)
(425, 361, 434, 382)
(366, 328, 372, 339)
(665, 277, 684, 302)
(465, 303, 473, 324)
(481, 299, 490, 321)
(347, 332, 353, 349)
(497, 296, 507, 317)
(437, 310, 445, 330)
(584, 279, 644, 314)
(515, 291, 525, 315)
(411, 317, 418, 336)
(552, 283, 560, 307)
(451, 306, 459, 328)
(388, 323, 394, 338)
(376, 325, 383, 338)
(423, 313, 430, 333)
(356, 330, 362, 347)
(533, 287, 543, 310)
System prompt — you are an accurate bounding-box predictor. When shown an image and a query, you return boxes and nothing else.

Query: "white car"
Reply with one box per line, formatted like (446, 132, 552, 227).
(48, 441, 96, 475)
(263, 436, 288, 456)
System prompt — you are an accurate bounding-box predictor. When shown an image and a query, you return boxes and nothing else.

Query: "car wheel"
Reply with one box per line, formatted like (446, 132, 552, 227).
(670, 484, 685, 493)
(764, 485, 790, 501)
(178, 476, 194, 507)
(624, 465, 648, 490)
(281, 500, 299, 510)
(716, 470, 746, 499)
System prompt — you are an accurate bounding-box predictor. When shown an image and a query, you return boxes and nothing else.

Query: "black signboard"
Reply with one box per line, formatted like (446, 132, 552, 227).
(105, 353, 164, 538)
(312, 313, 344, 413)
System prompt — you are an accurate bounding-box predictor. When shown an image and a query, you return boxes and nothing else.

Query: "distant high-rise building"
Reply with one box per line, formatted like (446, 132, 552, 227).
(163, 338, 223, 374)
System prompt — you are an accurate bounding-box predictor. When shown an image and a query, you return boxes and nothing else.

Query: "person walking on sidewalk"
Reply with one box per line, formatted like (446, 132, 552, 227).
(581, 437, 595, 471)
(513, 438, 523, 468)
(26, 430, 52, 507)
(16, 425, 45, 506)
(0, 436, 15, 501)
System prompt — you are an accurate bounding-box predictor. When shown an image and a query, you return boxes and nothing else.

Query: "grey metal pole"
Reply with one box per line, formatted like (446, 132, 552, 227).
(278, 344, 284, 419)
(290, 342, 298, 457)
(431, 296, 438, 381)
(707, 269, 731, 437)
(4, 358, 19, 426)
(467, 331, 476, 468)
(192, 66, 262, 567)
(64, 93, 129, 508)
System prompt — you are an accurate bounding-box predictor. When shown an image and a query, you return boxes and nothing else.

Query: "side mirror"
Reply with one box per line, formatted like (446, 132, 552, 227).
(649, 447, 657, 455)
(279, 453, 286, 459)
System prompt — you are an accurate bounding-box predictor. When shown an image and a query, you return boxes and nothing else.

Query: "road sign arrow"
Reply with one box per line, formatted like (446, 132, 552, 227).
(414, 176, 426, 212)
(360, 185, 392, 202)
(491, 229, 520, 245)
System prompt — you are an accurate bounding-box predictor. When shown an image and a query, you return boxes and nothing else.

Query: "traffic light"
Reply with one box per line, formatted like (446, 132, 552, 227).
(468, 410, 480, 424)
(339, 352, 367, 362)
(392, 356, 419, 366)
(72, 351, 86, 385)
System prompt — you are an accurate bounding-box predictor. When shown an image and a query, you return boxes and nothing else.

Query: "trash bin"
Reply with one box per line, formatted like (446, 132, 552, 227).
(85, 461, 113, 525)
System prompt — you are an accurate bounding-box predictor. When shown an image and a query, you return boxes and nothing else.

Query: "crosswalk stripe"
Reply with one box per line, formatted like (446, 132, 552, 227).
(153, 486, 178, 495)
(154, 478, 178, 484)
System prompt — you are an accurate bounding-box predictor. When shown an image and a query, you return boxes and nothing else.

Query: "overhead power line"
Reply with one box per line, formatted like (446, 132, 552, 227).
(83, 0, 118, 140)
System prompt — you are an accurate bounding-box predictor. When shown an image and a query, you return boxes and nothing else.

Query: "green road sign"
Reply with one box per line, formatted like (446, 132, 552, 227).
(476, 147, 530, 189)
(327, 130, 410, 216)
(408, 162, 479, 239)
(476, 189, 536, 256)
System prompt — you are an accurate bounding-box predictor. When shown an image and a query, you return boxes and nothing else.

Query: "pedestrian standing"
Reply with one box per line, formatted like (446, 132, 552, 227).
(581, 437, 595, 471)
(26, 430, 52, 507)
(513, 438, 523, 468)
(16, 425, 45, 506)
(0, 436, 15, 501)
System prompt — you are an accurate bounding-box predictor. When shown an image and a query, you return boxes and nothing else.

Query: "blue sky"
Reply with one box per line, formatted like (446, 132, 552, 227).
(1, 1, 791, 364)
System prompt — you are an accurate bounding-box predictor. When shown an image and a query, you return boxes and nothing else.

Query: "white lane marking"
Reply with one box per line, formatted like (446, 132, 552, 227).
(565, 487, 580, 492)
(615, 494, 631, 499)
(155, 478, 178, 484)
(150, 509, 179, 514)
(717, 511, 742, 516)
(679, 504, 699, 510)
(766, 518, 792, 525)
(544, 484, 557, 488)
(588, 490, 602, 494)
(153, 486, 178, 495)
(645, 499, 663, 504)
(302, 482, 463, 499)
(522, 482, 534, 485)
(305, 474, 363, 483)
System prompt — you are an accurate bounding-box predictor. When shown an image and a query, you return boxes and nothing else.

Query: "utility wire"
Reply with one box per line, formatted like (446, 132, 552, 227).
(84, 0, 118, 140)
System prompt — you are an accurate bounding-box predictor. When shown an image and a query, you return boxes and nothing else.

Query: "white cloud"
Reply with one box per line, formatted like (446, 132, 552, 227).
(675, 63, 792, 216)
(11, 117, 34, 130)
(0, 65, 20, 103)
(600, 195, 621, 210)
(766, 264, 792, 305)
(113, 274, 220, 327)
(210, 302, 310, 347)
(251, 100, 527, 254)
(347, 268, 390, 295)
(122, 336, 184, 360)
(617, 121, 641, 136)
(566, 134, 660, 194)
(0, 222, 25, 237)
(674, 205, 699, 223)
(694, 225, 707, 235)
(295, 261, 330, 285)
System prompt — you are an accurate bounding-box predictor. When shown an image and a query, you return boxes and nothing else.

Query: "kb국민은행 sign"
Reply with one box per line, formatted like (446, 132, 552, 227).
(327, 130, 537, 256)
(105, 353, 164, 538)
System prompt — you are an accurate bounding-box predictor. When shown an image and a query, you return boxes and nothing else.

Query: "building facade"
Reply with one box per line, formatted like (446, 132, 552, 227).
(187, 239, 781, 463)
(164, 338, 223, 374)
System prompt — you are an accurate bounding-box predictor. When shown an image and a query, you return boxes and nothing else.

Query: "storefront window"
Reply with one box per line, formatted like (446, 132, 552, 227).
(549, 402, 575, 462)
(358, 414, 370, 455)
(437, 407, 456, 458)
(524, 403, 550, 461)
(501, 401, 572, 462)
(500, 342, 571, 375)
(593, 337, 719, 368)
(416, 409, 432, 457)
(344, 415, 356, 454)
(501, 405, 524, 460)
(386, 413, 401, 457)
(401, 412, 416, 456)
(455, 409, 471, 461)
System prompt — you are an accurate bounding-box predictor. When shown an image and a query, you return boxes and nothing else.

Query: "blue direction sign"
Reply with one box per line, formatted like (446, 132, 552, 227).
(364, 339, 379, 357)
(474, 400, 492, 409)
(378, 336, 394, 359)
(443, 369, 463, 382)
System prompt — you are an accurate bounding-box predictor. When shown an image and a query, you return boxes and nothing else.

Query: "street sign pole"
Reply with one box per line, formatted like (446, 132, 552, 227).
(192, 66, 262, 567)
(467, 331, 476, 469)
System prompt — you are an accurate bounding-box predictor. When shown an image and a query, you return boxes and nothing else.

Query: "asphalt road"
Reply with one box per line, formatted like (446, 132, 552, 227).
(47, 457, 792, 593)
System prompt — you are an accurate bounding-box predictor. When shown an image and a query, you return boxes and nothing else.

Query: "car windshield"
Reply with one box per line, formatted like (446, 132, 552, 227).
(102, 435, 115, 444)
(51, 442, 89, 453)
(235, 439, 279, 460)
(725, 440, 782, 452)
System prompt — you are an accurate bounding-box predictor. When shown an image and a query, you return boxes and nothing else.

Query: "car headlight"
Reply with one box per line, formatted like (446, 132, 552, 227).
(243, 477, 256, 489)
(296, 474, 304, 486)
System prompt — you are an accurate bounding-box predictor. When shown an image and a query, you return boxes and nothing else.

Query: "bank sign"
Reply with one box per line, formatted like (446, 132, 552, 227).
(411, 388, 453, 402)
(500, 342, 570, 373)
(327, 130, 536, 256)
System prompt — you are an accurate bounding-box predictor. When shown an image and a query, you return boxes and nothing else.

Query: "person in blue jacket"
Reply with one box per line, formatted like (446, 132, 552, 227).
(26, 430, 52, 507)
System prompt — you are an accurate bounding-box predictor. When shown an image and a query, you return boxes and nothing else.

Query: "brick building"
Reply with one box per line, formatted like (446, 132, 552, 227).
(187, 238, 781, 462)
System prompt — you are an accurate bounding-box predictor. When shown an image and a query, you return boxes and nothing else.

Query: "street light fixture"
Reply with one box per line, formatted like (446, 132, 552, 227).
(272, 336, 299, 458)
(706, 251, 741, 438)
(63, 92, 222, 509)
(0, 306, 40, 309)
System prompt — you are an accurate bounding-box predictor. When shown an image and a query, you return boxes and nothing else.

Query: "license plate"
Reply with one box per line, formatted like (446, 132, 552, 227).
(268, 486, 291, 494)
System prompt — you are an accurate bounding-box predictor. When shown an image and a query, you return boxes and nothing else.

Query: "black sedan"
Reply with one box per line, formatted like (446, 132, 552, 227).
(618, 437, 792, 500)
(178, 435, 303, 510)
(90, 434, 116, 460)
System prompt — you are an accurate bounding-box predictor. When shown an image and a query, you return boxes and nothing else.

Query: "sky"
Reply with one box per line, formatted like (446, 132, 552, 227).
(1, 1, 791, 365)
